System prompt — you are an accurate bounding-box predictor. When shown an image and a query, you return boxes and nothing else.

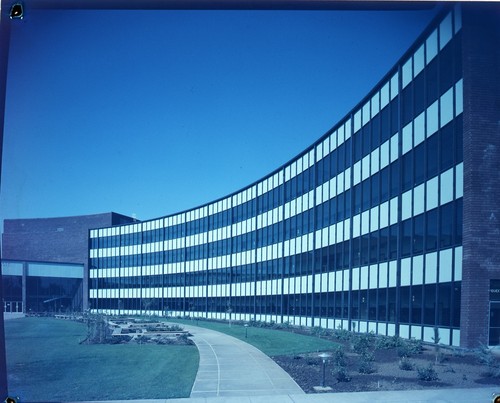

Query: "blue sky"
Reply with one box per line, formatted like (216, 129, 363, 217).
(1, 6, 439, 223)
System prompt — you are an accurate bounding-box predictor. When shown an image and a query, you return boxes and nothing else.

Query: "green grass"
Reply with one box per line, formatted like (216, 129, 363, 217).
(5, 317, 199, 402)
(169, 318, 339, 356)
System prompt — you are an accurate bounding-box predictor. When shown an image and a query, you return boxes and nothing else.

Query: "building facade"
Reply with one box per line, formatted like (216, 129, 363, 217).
(2, 213, 135, 313)
(83, 5, 496, 348)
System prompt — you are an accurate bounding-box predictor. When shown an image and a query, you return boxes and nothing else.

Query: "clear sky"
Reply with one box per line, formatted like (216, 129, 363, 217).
(0, 5, 439, 224)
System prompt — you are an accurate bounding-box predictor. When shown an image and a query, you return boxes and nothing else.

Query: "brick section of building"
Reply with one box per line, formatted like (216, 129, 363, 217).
(2, 212, 135, 310)
(461, 4, 500, 348)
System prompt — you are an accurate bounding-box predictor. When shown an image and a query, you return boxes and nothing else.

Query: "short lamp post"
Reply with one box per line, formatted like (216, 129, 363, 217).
(318, 352, 331, 387)
(244, 323, 249, 338)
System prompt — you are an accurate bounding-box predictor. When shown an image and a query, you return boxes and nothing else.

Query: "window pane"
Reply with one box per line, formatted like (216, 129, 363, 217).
(424, 284, 436, 325)
(440, 202, 453, 248)
(440, 122, 454, 171)
(426, 134, 439, 178)
(426, 208, 438, 251)
(413, 213, 424, 254)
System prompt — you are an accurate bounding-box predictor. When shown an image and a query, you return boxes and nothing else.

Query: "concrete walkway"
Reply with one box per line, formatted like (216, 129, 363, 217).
(70, 322, 499, 403)
(76, 387, 499, 403)
(176, 322, 304, 399)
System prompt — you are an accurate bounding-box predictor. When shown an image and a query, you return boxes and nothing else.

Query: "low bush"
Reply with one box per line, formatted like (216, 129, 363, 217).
(358, 352, 376, 374)
(399, 357, 414, 371)
(332, 346, 347, 368)
(397, 339, 422, 358)
(475, 344, 500, 377)
(351, 332, 374, 355)
(417, 363, 439, 381)
(335, 366, 351, 382)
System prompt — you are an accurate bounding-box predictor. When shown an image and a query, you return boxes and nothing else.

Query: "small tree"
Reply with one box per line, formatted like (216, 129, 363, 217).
(432, 327, 441, 364)
(85, 314, 111, 344)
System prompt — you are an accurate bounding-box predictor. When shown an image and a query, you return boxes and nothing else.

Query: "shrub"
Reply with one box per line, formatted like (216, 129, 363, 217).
(375, 334, 404, 350)
(332, 347, 347, 368)
(359, 352, 376, 374)
(475, 344, 500, 377)
(399, 357, 414, 371)
(312, 326, 328, 337)
(333, 326, 352, 341)
(417, 363, 439, 381)
(397, 339, 421, 358)
(335, 366, 351, 382)
(352, 332, 374, 355)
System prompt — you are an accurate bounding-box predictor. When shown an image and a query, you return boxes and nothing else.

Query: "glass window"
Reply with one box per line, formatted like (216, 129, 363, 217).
(423, 283, 436, 325)
(437, 282, 451, 326)
(401, 219, 412, 257)
(389, 224, 398, 260)
(344, 189, 351, 219)
(381, 105, 390, 142)
(400, 286, 410, 323)
(439, 12, 453, 50)
(426, 134, 439, 178)
(402, 84, 413, 126)
(337, 143, 345, 172)
(371, 172, 380, 207)
(371, 114, 380, 150)
(362, 123, 371, 157)
(412, 143, 425, 185)
(390, 160, 400, 197)
(379, 227, 388, 262)
(354, 130, 362, 162)
(440, 202, 453, 248)
(402, 57, 413, 88)
(370, 233, 378, 264)
(439, 42, 454, 93)
(377, 287, 387, 321)
(440, 86, 454, 128)
(362, 179, 371, 211)
(412, 214, 424, 254)
(426, 29, 438, 64)
(402, 152, 413, 191)
(414, 72, 425, 115)
(390, 98, 399, 133)
(440, 122, 454, 171)
(338, 192, 345, 221)
(353, 184, 361, 215)
(426, 208, 438, 251)
(388, 287, 397, 322)
(411, 285, 423, 325)
(426, 57, 439, 105)
(380, 166, 389, 202)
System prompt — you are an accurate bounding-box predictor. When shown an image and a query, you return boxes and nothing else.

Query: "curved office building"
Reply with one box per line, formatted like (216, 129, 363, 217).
(89, 4, 500, 348)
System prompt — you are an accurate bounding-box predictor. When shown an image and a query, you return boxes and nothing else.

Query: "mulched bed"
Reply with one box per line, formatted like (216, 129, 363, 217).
(272, 335, 500, 393)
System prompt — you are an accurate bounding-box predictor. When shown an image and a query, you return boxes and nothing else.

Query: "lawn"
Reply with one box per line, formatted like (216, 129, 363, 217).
(168, 318, 339, 356)
(5, 317, 199, 402)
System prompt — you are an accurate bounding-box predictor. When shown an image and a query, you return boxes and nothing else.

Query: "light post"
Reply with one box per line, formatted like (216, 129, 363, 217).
(244, 323, 249, 338)
(318, 352, 331, 388)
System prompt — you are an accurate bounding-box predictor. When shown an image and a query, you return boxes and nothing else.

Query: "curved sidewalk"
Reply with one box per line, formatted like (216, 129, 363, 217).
(176, 322, 304, 399)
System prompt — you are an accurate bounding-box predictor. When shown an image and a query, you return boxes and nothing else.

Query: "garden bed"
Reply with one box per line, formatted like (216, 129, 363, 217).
(272, 330, 500, 393)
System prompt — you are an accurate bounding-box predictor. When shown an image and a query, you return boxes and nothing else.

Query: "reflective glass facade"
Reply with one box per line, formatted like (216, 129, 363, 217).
(1, 262, 84, 313)
(90, 6, 466, 346)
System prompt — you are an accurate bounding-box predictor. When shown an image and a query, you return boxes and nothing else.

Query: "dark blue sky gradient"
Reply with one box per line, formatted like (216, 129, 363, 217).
(1, 7, 439, 223)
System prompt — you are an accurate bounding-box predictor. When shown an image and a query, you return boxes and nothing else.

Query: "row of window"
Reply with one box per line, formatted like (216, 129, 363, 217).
(92, 195, 461, 270)
(89, 281, 460, 328)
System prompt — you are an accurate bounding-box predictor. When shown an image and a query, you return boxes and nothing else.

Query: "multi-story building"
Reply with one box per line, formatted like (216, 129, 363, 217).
(4, 4, 498, 349)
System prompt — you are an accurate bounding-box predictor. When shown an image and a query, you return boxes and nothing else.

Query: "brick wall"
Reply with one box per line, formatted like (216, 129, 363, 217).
(461, 4, 500, 347)
(2, 212, 134, 310)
